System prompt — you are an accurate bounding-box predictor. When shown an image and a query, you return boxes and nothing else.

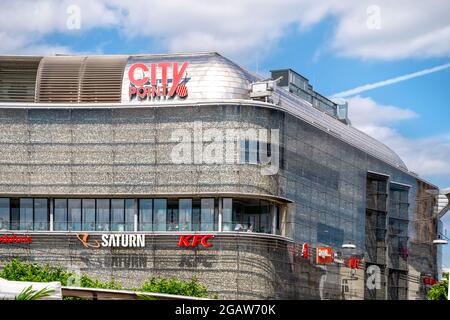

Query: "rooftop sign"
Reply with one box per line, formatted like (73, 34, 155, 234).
(128, 62, 189, 101)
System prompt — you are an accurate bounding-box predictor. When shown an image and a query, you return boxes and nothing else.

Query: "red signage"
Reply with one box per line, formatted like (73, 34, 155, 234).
(423, 277, 438, 286)
(301, 243, 309, 259)
(0, 234, 32, 243)
(316, 247, 333, 264)
(128, 62, 189, 100)
(346, 257, 363, 269)
(177, 235, 214, 247)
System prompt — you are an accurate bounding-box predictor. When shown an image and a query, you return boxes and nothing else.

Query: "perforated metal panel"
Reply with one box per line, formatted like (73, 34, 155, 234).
(36, 56, 127, 103)
(0, 57, 41, 102)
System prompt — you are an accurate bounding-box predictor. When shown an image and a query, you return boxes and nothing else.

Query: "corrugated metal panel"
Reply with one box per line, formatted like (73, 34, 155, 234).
(0, 57, 41, 102)
(80, 56, 127, 103)
(36, 56, 127, 103)
(36, 56, 84, 103)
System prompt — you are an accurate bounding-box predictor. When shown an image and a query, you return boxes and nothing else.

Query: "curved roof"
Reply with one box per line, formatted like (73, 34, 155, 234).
(0, 52, 407, 171)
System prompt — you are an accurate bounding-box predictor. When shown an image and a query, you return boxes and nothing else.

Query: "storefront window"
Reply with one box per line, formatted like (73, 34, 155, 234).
(222, 198, 232, 231)
(68, 199, 81, 231)
(82, 199, 95, 231)
(201, 198, 215, 231)
(19, 198, 33, 230)
(111, 199, 125, 231)
(96, 199, 110, 231)
(154, 199, 167, 231)
(54, 199, 68, 231)
(34, 198, 48, 231)
(0, 196, 281, 234)
(192, 199, 201, 231)
(0, 198, 9, 230)
(125, 199, 135, 231)
(232, 199, 275, 233)
(167, 200, 179, 231)
(179, 199, 192, 231)
(139, 199, 152, 231)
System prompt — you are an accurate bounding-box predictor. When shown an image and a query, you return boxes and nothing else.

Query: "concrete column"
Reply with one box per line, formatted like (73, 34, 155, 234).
(49, 198, 54, 232)
(271, 204, 277, 235)
(134, 199, 138, 232)
(218, 198, 223, 232)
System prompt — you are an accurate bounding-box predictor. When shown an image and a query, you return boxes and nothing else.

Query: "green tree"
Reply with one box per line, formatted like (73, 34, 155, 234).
(0, 259, 122, 289)
(428, 279, 448, 300)
(139, 276, 209, 298)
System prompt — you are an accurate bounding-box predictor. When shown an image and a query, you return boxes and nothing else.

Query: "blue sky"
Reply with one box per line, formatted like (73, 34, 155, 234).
(1, 0, 450, 266)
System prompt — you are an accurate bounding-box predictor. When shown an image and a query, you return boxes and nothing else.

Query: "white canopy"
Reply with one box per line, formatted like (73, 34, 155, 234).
(0, 278, 62, 300)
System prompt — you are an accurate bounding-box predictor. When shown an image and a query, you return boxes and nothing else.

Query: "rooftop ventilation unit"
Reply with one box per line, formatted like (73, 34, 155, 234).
(249, 77, 282, 104)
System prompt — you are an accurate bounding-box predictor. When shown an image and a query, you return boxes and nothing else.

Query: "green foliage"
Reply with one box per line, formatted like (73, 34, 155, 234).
(1, 259, 213, 299)
(79, 274, 122, 290)
(0, 259, 121, 290)
(136, 292, 157, 300)
(0, 259, 71, 285)
(140, 276, 209, 298)
(428, 279, 448, 300)
(15, 285, 54, 300)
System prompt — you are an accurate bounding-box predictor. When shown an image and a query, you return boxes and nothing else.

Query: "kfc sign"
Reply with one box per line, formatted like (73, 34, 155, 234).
(177, 235, 214, 247)
(316, 247, 334, 264)
(128, 62, 189, 100)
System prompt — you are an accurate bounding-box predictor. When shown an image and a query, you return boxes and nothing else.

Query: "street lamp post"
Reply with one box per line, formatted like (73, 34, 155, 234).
(433, 233, 450, 300)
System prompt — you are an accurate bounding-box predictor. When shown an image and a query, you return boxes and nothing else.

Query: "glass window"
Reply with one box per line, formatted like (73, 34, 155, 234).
(222, 198, 232, 231)
(167, 200, 178, 231)
(139, 199, 152, 231)
(34, 198, 48, 231)
(125, 199, 136, 232)
(179, 199, 192, 231)
(96, 199, 110, 231)
(192, 199, 201, 231)
(0, 198, 10, 230)
(82, 199, 95, 231)
(111, 199, 125, 231)
(19, 198, 33, 230)
(154, 199, 167, 231)
(239, 140, 246, 164)
(68, 199, 81, 231)
(54, 199, 68, 231)
(201, 198, 214, 231)
(10, 198, 20, 230)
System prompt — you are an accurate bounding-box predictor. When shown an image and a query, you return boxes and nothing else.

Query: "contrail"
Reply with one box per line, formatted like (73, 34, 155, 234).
(332, 62, 450, 98)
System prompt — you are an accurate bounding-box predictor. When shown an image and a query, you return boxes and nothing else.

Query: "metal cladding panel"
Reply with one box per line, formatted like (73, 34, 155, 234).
(274, 87, 408, 171)
(121, 52, 258, 103)
(36, 56, 85, 103)
(0, 57, 41, 102)
(36, 55, 127, 103)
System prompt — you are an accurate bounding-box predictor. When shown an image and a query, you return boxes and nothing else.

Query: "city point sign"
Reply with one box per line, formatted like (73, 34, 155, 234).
(128, 62, 189, 100)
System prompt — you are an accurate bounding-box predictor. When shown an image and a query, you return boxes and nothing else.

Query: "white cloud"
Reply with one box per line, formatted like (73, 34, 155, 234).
(1, 0, 449, 60)
(348, 96, 450, 180)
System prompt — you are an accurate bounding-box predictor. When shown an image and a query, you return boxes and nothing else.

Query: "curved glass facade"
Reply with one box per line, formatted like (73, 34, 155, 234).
(0, 197, 281, 235)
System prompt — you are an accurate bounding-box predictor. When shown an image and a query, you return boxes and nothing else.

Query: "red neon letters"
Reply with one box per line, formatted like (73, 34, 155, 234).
(128, 62, 189, 100)
(177, 235, 214, 247)
(0, 234, 32, 243)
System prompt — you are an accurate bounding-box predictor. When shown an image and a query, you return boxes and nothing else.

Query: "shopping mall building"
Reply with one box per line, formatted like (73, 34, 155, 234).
(0, 52, 448, 299)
